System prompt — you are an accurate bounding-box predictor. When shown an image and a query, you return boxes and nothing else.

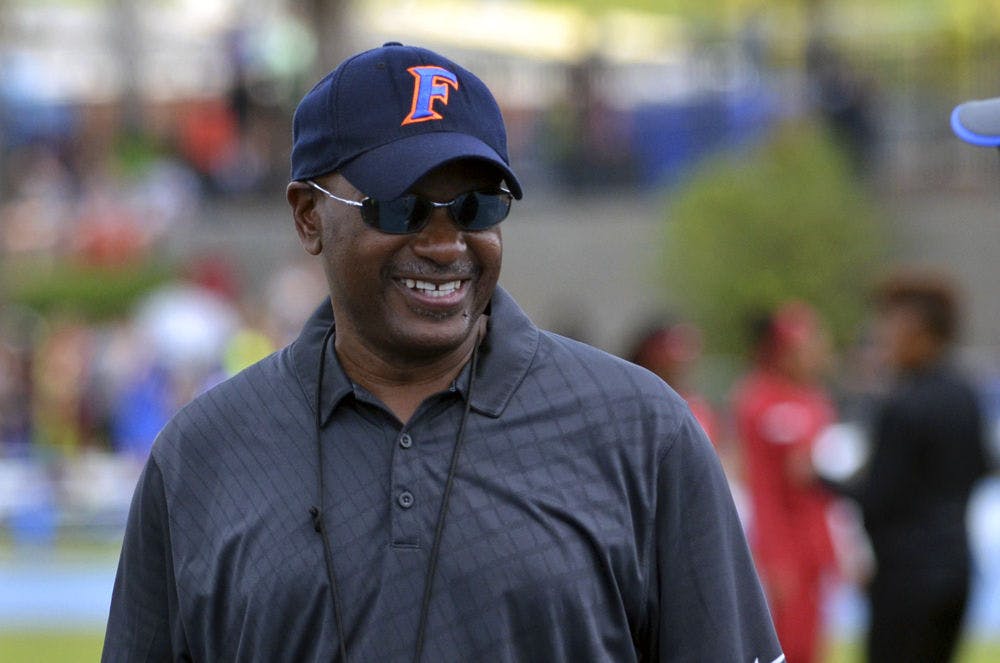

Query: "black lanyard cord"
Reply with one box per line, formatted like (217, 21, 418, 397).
(311, 320, 481, 663)
(311, 322, 349, 663)
(412, 343, 479, 663)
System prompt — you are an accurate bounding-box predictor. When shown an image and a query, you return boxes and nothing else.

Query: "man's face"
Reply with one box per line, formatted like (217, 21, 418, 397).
(306, 159, 503, 363)
(875, 304, 936, 372)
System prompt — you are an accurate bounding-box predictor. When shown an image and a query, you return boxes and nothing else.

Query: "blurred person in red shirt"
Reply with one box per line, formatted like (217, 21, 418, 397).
(732, 301, 838, 663)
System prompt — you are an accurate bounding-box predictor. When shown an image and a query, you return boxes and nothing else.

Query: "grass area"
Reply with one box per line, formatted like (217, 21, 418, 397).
(824, 639, 1000, 663)
(1, 632, 997, 662)
(0, 630, 105, 662)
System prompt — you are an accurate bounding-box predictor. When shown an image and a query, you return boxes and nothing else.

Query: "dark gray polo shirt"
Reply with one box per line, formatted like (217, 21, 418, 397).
(103, 286, 782, 662)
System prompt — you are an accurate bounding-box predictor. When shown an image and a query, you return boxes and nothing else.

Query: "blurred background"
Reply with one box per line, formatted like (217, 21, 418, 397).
(1, 0, 998, 660)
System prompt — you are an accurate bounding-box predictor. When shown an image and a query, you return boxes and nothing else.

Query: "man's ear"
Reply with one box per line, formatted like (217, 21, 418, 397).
(287, 181, 323, 255)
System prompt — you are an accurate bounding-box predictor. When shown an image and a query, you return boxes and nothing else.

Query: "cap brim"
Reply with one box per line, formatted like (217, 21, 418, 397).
(339, 132, 523, 201)
(951, 97, 1000, 147)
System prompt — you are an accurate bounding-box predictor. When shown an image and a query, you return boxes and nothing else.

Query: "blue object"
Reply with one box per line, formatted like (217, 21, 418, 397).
(112, 364, 173, 458)
(951, 97, 1000, 147)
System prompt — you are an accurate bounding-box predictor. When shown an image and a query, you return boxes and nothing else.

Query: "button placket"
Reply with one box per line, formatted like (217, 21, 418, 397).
(392, 426, 420, 545)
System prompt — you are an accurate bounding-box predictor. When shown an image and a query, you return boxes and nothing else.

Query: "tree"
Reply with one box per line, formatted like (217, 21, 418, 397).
(662, 120, 885, 357)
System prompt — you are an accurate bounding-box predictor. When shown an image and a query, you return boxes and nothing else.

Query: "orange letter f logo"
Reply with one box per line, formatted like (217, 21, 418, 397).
(402, 66, 459, 126)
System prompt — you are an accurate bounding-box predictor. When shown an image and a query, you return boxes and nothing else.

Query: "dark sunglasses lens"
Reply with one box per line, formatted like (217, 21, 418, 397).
(368, 191, 512, 234)
(455, 192, 511, 230)
(374, 196, 431, 234)
(451, 192, 480, 225)
(359, 198, 380, 228)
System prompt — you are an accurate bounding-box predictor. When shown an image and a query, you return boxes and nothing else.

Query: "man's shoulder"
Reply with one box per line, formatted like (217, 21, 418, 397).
(151, 347, 304, 459)
(522, 331, 709, 464)
(193, 348, 294, 411)
(533, 329, 687, 409)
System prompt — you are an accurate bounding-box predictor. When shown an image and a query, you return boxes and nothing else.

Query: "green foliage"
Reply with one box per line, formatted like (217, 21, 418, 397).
(663, 121, 885, 356)
(5, 261, 174, 321)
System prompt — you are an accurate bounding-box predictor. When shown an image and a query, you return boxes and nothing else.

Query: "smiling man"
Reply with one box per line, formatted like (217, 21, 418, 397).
(292, 161, 504, 423)
(103, 43, 782, 662)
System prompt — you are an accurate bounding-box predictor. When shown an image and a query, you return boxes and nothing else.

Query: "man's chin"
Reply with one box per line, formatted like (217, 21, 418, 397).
(389, 316, 479, 359)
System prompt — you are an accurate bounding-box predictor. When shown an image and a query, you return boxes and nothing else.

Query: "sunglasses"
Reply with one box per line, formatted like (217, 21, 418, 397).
(306, 180, 513, 234)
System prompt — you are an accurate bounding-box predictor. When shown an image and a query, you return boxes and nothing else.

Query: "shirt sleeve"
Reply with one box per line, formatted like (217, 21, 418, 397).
(650, 413, 784, 663)
(102, 455, 189, 662)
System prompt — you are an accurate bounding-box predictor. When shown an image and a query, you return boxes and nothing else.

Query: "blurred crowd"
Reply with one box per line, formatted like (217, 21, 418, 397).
(0, 119, 329, 539)
(0, 1, 334, 544)
(626, 281, 998, 662)
(0, 251, 328, 542)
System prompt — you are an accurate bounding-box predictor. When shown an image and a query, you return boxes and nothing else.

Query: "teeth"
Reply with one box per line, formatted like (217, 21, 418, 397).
(403, 279, 462, 297)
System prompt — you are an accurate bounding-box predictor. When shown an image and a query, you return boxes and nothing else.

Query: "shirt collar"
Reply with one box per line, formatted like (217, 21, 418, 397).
(290, 286, 539, 424)
(461, 286, 539, 418)
(290, 299, 353, 426)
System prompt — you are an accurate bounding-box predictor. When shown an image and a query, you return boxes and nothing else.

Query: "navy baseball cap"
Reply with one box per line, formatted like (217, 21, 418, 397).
(291, 42, 523, 200)
(951, 97, 1000, 147)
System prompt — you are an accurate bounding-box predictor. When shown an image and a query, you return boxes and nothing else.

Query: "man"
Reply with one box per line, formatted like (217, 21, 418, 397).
(731, 302, 838, 663)
(103, 43, 782, 662)
(853, 272, 990, 663)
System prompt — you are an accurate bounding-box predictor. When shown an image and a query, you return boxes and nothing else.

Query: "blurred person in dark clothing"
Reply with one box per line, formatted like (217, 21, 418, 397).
(853, 270, 990, 663)
(805, 34, 877, 176)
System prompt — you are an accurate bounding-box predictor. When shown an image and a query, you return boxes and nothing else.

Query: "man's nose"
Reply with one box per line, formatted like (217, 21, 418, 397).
(411, 208, 466, 264)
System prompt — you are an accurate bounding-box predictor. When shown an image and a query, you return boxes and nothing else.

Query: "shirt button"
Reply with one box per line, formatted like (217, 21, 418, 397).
(398, 491, 414, 509)
(399, 433, 413, 449)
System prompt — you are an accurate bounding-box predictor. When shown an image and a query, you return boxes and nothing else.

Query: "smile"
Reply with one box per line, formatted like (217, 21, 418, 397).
(401, 278, 465, 298)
